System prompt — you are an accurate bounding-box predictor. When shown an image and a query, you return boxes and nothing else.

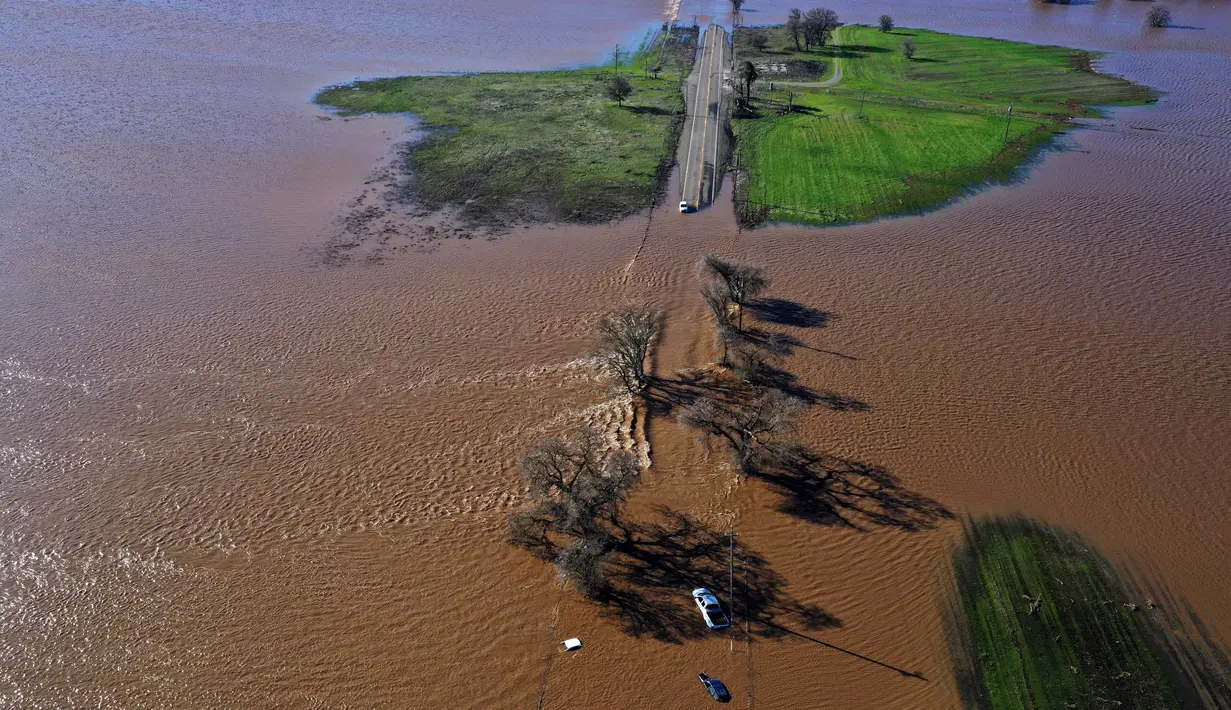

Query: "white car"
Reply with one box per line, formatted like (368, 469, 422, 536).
(692, 587, 730, 629)
(679, 200, 690, 213)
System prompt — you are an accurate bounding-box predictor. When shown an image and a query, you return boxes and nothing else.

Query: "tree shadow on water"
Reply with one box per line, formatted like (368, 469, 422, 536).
(748, 444, 953, 531)
(747, 298, 832, 328)
(600, 506, 841, 643)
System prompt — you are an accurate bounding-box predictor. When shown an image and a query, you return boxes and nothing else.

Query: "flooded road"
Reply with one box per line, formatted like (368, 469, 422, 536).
(2, 0, 1229, 707)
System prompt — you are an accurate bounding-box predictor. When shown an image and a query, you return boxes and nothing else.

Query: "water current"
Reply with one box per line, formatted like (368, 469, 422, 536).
(1, 0, 1228, 707)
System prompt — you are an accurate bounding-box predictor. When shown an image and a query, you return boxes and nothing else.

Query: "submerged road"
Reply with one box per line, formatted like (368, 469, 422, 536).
(679, 24, 729, 211)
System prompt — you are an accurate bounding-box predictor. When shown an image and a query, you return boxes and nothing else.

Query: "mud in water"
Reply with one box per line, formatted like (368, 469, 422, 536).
(1, 0, 1229, 707)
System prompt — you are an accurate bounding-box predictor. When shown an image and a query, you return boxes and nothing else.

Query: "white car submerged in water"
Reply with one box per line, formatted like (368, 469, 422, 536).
(692, 587, 730, 629)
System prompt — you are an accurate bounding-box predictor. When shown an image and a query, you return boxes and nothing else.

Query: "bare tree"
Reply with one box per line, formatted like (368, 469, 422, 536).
(592, 306, 663, 393)
(517, 427, 641, 536)
(739, 60, 760, 100)
(1146, 6, 1170, 27)
(732, 0, 745, 11)
(786, 8, 803, 51)
(678, 389, 805, 477)
(879, 14, 894, 32)
(900, 38, 916, 59)
(750, 30, 769, 52)
(605, 74, 634, 106)
(700, 282, 736, 366)
(801, 8, 840, 51)
(731, 332, 792, 383)
(699, 253, 770, 330)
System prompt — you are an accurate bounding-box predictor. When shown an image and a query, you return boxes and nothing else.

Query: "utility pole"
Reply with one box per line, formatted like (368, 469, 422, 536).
(1003, 103, 1014, 144)
(614, 45, 620, 76)
(727, 526, 740, 652)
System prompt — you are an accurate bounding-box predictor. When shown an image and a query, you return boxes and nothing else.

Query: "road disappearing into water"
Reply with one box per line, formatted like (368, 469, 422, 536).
(679, 24, 729, 211)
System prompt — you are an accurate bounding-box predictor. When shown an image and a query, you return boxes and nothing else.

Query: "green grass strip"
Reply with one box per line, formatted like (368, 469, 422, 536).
(953, 518, 1181, 709)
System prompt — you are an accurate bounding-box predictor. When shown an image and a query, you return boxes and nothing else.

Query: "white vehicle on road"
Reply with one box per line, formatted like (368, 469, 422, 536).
(692, 587, 730, 629)
(680, 200, 690, 213)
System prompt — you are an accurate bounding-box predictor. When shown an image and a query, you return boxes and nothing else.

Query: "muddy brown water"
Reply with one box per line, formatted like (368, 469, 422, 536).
(2, 0, 1229, 707)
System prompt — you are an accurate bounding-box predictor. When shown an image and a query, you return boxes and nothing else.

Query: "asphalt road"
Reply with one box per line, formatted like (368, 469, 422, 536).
(679, 24, 729, 211)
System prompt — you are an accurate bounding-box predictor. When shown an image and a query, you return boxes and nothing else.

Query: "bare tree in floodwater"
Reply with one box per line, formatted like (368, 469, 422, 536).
(1146, 6, 1171, 27)
(508, 427, 641, 597)
(731, 331, 792, 384)
(593, 307, 663, 393)
(699, 253, 770, 330)
(678, 389, 805, 478)
(699, 282, 736, 366)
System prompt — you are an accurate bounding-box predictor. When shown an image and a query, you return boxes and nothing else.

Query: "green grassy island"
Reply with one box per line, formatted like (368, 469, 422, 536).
(315, 26, 697, 226)
(732, 25, 1156, 226)
(952, 518, 1183, 709)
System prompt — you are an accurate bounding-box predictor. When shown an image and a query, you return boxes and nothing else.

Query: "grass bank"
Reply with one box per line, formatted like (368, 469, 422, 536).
(952, 518, 1181, 709)
(732, 24, 832, 81)
(732, 25, 1156, 226)
(315, 25, 698, 226)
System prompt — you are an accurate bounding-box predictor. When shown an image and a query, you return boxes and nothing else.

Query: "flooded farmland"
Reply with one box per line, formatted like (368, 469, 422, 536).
(1, 0, 1229, 707)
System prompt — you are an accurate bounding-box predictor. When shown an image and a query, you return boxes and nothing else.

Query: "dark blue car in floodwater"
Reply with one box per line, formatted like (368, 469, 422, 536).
(698, 673, 731, 703)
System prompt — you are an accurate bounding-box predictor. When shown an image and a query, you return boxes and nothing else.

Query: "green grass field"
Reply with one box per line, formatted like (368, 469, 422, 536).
(734, 25, 1156, 226)
(315, 26, 697, 225)
(953, 518, 1181, 709)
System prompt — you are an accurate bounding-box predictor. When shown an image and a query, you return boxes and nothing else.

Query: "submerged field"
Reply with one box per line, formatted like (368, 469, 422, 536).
(315, 26, 697, 226)
(733, 25, 1156, 226)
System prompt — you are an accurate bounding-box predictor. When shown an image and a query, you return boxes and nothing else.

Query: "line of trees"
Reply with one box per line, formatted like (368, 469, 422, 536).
(507, 306, 663, 596)
(683, 254, 806, 479)
(784, 7, 841, 52)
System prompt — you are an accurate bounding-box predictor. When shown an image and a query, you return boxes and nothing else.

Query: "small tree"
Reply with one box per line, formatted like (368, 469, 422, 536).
(739, 60, 760, 100)
(900, 38, 916, 59)
(731, 332, 792, 383)
(750, 30, 769, 52)
(592, 307, 663, 393)
(786, 8, 803, 51)
(1146, 6, 1170, 27)
(699, 253, 770, 330)
(605, 74, 633, 106)
(879, 14, 894, 33)
(678, 390, 805, 478)
(700, 282, 736, 365)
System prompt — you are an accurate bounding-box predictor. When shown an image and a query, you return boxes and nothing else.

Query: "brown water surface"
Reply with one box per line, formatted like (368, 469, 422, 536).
(1, 0, 1229, 707)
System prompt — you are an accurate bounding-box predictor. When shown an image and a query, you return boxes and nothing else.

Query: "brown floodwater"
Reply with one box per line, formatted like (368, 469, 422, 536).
(1, 0, 1229, 707)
